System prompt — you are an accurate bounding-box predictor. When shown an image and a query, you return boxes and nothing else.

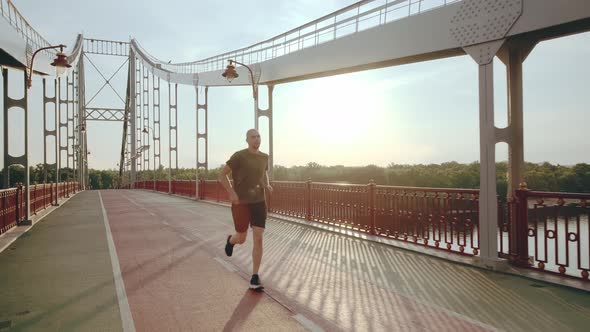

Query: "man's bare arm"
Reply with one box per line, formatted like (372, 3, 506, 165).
(218, 165, 239, 203)
(263, 171, 273, 193)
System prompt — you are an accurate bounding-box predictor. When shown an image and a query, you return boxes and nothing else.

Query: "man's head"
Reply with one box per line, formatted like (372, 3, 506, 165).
(246, 129, 261, 150)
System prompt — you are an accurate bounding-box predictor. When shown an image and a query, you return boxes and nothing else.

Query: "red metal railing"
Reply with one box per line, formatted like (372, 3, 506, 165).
(132, 179, 590, 281)
(267, 181, 308, 220)
(1, 188, 18, 234)
(136, 180, 230, 202)
(269, 181, 481, 256)
(373, 185, 481, 255)
(30, 184, 54, 214)
(199, 180, 230, 203)
(138, 179, 481, 255)
(0, 182, 80, 235)
(511, 189, 590, 280)
(173, 181, 196, 197)
(309, 182, 371, 232)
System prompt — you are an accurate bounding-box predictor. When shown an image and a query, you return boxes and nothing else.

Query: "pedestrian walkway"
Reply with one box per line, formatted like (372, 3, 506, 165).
(1, 189, 589, 331)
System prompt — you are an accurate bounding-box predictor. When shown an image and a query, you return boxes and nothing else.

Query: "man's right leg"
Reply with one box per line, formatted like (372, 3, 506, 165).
(226, 204, 250, 256)
(225, 231, 247, 257)
(230, 232, 247, 245)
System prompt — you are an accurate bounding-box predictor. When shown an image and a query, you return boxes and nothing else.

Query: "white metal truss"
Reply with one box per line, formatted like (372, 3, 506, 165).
(85, 108, 126, 121)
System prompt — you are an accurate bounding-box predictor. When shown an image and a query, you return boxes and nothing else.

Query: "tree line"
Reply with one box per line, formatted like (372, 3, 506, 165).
(2, 162, 588, 196)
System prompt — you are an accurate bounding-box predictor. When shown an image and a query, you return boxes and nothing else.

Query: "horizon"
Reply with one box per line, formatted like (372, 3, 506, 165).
(6, 159, 582, 172)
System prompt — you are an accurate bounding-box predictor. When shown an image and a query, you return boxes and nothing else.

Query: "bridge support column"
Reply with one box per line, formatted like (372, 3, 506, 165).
(129, 53, 138, 187)
(43, 78, 59, 205)
(196, 86, 208, 200)
(135, 59, 142, 181)
(497, 38, 537, 264)
(497, 39, 537, 199)
(63, 76, 74, 196)
(2, 68, 31, 224)
(465, 40, 508, 270)
(77, 54, 88, 190)
(142, 65, 150, 177)
(67, 75, 75, 192)
(256, 85, 274, 179)
(57, 77, 71, 192)
(153, 75, 161, 191)
(168, 83, 178, 194)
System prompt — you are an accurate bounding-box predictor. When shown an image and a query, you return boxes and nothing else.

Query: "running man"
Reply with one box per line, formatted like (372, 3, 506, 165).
(218, 129, 273, 291)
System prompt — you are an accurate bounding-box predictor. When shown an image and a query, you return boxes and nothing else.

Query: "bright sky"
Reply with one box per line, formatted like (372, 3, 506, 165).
(2, 0, 589, 170)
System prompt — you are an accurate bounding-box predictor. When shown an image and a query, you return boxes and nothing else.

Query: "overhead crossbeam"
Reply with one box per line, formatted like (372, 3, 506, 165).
(83, 38, 130, 57)
(84, 54, 128, 107)
(85, 108, 126, 121)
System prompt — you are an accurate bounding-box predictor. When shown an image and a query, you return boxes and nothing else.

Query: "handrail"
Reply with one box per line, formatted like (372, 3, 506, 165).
(520, 190, 590, 200)
(0, 0, 55, 57)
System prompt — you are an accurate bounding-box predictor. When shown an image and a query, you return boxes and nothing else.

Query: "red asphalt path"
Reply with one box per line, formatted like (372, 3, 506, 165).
(100, 190, 306, 332)
(100, 190, 494, 331)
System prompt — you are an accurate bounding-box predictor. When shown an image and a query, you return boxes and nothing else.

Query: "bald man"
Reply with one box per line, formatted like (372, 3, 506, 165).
(218, 129, 272, 291)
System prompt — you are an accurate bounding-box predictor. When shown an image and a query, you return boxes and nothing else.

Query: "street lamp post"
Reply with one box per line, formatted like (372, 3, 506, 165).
(18, 44, 71, 224)
(27, 44, 71, 89)
(222, 60, 259, 130)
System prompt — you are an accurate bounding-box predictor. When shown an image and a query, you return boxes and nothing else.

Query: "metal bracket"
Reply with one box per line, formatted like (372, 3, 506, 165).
(450, 0, 522, 47)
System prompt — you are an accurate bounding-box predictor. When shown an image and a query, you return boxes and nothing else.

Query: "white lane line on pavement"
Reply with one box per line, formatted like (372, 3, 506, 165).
(293, 314, 324, 332)
(98, 191, 136, 332)
(119, 192, 156, 216)
(214, 257, 237, 272)
(180, 234, 192, 242)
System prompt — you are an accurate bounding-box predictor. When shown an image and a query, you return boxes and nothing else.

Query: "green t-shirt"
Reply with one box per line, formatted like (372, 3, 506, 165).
(226, 149, 269, 203)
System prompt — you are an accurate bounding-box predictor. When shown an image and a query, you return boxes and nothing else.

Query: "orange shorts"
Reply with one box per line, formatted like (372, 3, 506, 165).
(231, 201, 267, 233)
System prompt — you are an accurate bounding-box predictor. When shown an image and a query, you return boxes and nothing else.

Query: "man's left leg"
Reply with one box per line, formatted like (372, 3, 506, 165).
(249, 226, 264, 290)
(252, 226, 264, 275)
(249, 201, 267, 290)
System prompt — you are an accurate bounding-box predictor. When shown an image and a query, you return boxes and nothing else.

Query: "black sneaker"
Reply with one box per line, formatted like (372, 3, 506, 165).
(225, 235, 234, 257)
(249, 274, 264, 291)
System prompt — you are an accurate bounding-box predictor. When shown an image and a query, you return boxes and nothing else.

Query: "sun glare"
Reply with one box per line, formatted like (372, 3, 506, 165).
(293, 77, 379, 144)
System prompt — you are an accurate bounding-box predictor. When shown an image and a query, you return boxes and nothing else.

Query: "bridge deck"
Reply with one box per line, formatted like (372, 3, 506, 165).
(1, 190, 589, 331)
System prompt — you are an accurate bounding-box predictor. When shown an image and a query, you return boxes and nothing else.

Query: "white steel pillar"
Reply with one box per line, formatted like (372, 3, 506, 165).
(195, 86, 208, 200)
(129, 49, 137, 187)
(465, 39, 507, 269)
(497, 39, 537, 199)
(153, 75, 161, 191)
(256, 85, 274, 179)
(168, 82, 178, 194)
